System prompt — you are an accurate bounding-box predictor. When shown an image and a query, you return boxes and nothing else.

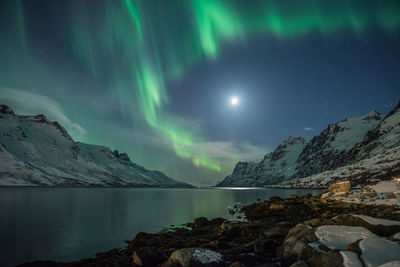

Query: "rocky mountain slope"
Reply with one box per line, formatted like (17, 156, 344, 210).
(0, 105, 191, 187)
(218, 136, 307, 186)
(283, 102, 400, 188)
(218, 102, 400, 188)
(293, 111, 381, 179)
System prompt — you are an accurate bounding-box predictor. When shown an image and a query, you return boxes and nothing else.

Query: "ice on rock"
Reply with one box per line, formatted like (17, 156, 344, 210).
(315, 225, 374, 250)
(360, 236, 400, 267)
(340, 251, 363, 267)
(192, 249, 222, 264)
(351, 215, 400, 226)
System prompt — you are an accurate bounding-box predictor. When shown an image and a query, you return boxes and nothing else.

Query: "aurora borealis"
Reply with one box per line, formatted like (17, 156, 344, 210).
(0, 0, 400, 184)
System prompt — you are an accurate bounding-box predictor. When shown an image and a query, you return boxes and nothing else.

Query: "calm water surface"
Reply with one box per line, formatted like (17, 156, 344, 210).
(0, 187, 324, 266)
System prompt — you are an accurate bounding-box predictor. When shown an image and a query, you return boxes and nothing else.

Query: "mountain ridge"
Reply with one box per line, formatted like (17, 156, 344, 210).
(0, 104, 192, 187)
(218, 103, 400, 188)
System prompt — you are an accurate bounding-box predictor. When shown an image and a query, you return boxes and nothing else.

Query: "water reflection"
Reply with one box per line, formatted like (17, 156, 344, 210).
(0, 187, 323, 266)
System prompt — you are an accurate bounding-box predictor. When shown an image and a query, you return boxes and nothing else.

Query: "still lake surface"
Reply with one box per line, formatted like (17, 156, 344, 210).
(0, 187, 324, 266)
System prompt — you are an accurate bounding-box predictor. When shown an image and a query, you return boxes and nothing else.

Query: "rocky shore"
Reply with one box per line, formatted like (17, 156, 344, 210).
(18, 192, 400, 267)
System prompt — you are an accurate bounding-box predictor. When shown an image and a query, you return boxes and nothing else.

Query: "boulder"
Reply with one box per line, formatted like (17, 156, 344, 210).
(332, 214, 400, 236)
(346, 239, 362, 256)
(161, 248, 222, 267)
(133, 246, 166, 266)
(289, 261, 309, 267)
(328, 181, 351, 193)
(281, 223, 320, 265)
(269, 203, 285, 210)
(193, 217, 212, 230)
(229, 261, 247, 267)
(128, 232, 162, 254)
(263, 223, 294, 238)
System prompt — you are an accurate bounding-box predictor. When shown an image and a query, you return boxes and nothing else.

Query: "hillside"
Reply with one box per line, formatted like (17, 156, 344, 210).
(218, 103, 400, 188)
(0, 104, 191, 187)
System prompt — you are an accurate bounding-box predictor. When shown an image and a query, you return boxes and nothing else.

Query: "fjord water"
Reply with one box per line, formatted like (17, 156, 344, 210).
(0, 187, 323, 266)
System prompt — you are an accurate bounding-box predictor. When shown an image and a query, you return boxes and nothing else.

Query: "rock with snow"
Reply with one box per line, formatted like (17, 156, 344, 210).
(340, 251, 363, 267)
(282, 213, 400, 267)
(329, 181, 351, 193)
(280, 146, 400, 192)
(332, 214, 400, 236)
(0, 105, 191, 187)
(313, 221, 400, 267)
(161, 248, 222, 267)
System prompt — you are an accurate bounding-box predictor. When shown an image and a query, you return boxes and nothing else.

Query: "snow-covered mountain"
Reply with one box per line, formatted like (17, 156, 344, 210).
(0, 104, 191, 187)
(284, 101, 400, 188)
(293, 110, 381, 178)
(217, 136, 307, 186)
(218, 104, 400, 188)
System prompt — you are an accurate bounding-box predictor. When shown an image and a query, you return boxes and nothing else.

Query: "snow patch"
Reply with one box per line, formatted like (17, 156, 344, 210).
(351, 215, 400, 226)
(393, 233, 400, 240)
(315, 225, 374, 250)
(359, 236, 400, 267)
(340, 251, 363, 267)
(192, 249, 222, 264)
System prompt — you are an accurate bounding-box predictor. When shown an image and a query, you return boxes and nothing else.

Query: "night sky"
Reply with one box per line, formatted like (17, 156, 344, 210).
(0, 0, 399, 185)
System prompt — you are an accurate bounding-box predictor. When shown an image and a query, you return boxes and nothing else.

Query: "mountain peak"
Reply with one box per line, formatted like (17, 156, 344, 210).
(361, 110, 381, 121)
(282, 136, 307, 145)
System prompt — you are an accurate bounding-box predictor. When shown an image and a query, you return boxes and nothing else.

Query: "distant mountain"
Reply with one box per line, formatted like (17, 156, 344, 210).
(218, 103, 400, 188)
(218, 136, 307, 186)
(0, 104, 191, 187)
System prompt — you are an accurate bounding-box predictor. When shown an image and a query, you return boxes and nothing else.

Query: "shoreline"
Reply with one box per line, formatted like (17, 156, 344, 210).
(17, 192, 400, 267)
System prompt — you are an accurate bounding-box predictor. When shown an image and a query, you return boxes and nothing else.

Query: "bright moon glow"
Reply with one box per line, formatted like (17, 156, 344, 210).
(230, 97, 239, 106)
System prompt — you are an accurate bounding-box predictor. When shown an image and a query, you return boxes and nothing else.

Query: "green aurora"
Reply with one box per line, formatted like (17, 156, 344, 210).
(1, 0, 400, 176)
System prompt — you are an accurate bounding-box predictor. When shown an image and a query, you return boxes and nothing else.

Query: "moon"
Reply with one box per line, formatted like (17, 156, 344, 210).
(230, 96, 239, 106)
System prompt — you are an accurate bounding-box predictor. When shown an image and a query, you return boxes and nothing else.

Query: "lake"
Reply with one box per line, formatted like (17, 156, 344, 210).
(0, 187, 324, 266)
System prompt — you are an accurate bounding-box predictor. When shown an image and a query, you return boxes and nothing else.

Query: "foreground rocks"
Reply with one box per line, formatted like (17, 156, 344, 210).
(18, 194, 400, 267)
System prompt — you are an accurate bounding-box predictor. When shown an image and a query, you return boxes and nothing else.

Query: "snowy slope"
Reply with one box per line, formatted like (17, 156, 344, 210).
(218, 106, 400, 188)
(217, 136, 308, 186)
(279, 146, 400, 188)
(0, 105, 191, 187)
(281, 102, 400, 188)
(349, 102, 400, 161)
(294, 111, 381, 178)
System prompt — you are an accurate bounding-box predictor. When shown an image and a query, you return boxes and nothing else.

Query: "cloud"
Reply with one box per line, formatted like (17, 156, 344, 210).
(0, 88, 87, 137)
(115, 124, 268, 166)
(190, 140, 268, 163)
(304, 127, 314, 131)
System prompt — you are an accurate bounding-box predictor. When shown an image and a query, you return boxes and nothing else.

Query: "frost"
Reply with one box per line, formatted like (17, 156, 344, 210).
(192, 249, 222, 264)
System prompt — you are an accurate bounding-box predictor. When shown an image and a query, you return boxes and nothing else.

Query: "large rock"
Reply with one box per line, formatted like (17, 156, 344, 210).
(332, 214, 400, 236)
(328, 181, 351, 193)
(281, 223, 320, 265)
(133, 246, 166, 266)
(161, 248, 222, 267)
